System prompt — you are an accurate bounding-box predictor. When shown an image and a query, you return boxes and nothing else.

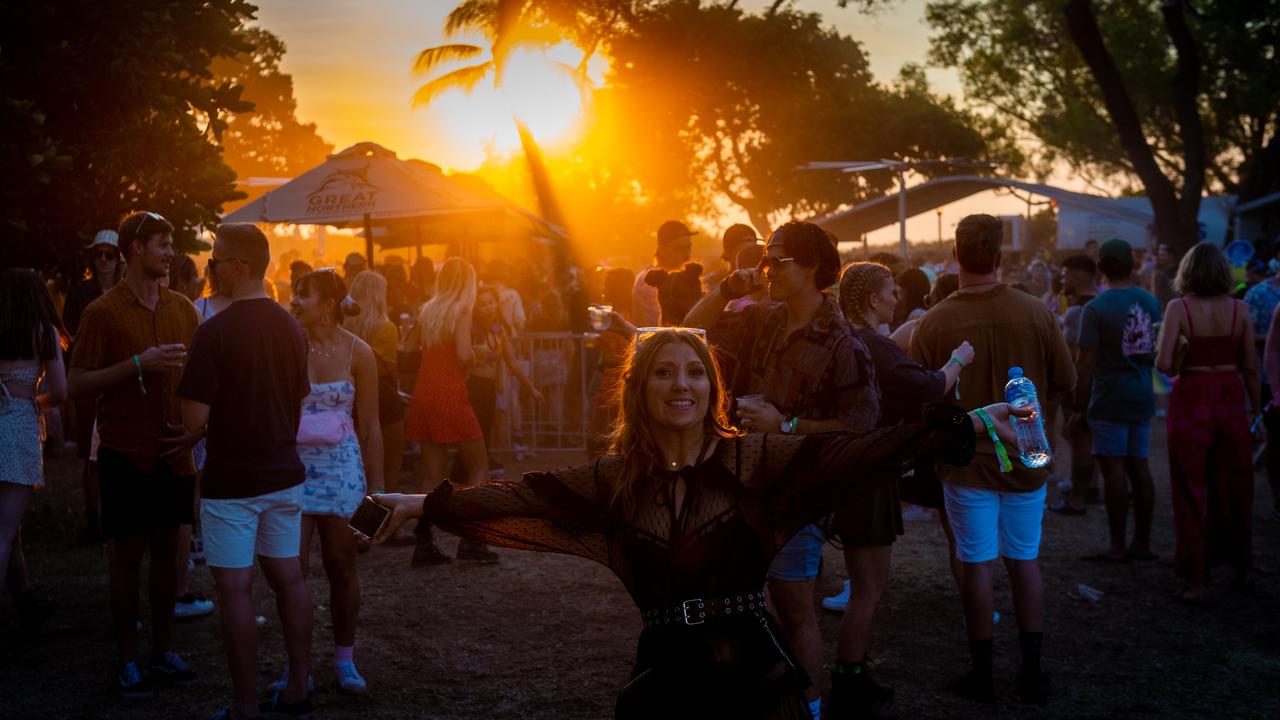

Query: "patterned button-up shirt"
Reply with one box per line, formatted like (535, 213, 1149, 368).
(70, 281, 198, 473)
(708, 294, 879, 431)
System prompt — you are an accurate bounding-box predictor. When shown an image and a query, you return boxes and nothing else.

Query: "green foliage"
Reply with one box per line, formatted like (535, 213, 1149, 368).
(211, 27, 333, 180)
(926, 0, 1280, 201)
(0, 0, 258, 267)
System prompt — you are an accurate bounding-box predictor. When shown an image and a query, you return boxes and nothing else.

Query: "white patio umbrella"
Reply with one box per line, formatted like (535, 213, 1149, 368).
(224, 141, 561, 261)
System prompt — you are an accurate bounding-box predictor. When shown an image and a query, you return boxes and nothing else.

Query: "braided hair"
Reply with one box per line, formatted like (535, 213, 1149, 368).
(838, 261, 892, 328)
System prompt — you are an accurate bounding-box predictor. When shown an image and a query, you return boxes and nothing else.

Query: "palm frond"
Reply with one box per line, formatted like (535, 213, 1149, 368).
(413, 44, 487, 74)
(444, 0, 498, 38)
(412, 62, 495, 106)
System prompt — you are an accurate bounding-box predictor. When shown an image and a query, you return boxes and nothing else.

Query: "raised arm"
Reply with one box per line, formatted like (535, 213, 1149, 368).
(1155, 300, 1184, 375)
(361, 462, 611, 566)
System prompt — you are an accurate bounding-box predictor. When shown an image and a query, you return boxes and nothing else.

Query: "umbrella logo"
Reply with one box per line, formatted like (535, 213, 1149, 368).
(306, 165, 379, 216)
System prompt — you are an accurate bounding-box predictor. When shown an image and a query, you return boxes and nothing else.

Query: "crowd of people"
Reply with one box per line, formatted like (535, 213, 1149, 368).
(0, 207, 1272, 719)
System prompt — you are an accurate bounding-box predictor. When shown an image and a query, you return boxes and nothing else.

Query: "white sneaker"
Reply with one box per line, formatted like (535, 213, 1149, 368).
(267, 665, 314, 693)
(174, 593, 215, 619)
(334, 659, 368, 695)
(821, 579, 851, 612)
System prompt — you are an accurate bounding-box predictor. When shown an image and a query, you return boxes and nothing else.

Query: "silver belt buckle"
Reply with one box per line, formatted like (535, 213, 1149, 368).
(681, 598, 705, 625)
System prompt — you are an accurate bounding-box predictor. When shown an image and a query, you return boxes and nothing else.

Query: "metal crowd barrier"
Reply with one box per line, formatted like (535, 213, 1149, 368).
(492, 332, 601, 453)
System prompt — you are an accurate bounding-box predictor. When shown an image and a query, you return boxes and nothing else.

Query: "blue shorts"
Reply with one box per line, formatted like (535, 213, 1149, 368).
(767, 524, 825, 582)
(942, 483, 1046, 563)
(1090, 418, 1152, 458)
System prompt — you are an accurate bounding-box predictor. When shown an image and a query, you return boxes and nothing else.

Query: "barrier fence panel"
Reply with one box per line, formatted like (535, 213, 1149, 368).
(493, 332, 601, 453)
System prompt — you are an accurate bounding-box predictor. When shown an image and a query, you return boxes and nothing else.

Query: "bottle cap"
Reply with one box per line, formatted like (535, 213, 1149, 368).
(1008, 366, 1024, 378)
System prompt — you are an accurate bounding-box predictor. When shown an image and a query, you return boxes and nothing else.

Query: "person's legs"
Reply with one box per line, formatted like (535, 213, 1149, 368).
(379, 420, 404, 494)
(1264, 399, 1280, 515)
(256, 486, 312, 705)
(316, 516, 359, 648)
(998, 484, 1049, 703)
(107, 535, 148, 665)
(1066, 417, 1094, 511)
(146, 525, 180, 656)
(1096, 456, 1129, 558)
(1167, 380, 1210, 598)
(420, 442, 449, 493)
(937, 505, 963, 592)
(455, 437, 489, 487)
(81, 460, 101, 542)
(766, 526, 825, 705)
(1125, 456, 1156, 557)
(298, 515, 317, 579)
(0, 483, 34, 597)
(175, 523, 193, 596)
(942, 483, 998, 702)
(212, 566, 259, 718)
(768, 578, 823, 704)
(836, 544, 891, 663)
(411, 442, 453, 564)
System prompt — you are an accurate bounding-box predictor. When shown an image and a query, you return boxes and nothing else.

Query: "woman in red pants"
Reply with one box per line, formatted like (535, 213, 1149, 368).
(1156, 243, 1260, 604)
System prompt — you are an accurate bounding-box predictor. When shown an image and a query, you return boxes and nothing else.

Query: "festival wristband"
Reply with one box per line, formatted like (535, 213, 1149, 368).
(132, 355, 147, 395)
(974, 408, 1012, 473)
(948, 355, 966, 368)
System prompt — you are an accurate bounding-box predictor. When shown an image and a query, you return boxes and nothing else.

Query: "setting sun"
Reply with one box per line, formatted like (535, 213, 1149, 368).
(429, 45, 589, 157)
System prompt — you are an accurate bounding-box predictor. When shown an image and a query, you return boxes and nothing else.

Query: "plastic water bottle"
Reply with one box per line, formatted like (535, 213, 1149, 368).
(1003, 367, 1051, 468)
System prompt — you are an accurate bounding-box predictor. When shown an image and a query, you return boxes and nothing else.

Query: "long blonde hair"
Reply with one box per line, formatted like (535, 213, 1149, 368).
(419, 257, 476, 348)
(345, 270, 389, 340)
(838, 261, 893, 327)
(607, 329, 740, 514)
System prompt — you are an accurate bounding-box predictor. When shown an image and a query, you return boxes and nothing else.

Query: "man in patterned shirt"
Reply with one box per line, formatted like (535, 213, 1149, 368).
(686, 221, 880, 720)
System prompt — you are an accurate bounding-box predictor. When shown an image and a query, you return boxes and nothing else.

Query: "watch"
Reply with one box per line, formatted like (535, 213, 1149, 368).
(780, 416, 799, 434)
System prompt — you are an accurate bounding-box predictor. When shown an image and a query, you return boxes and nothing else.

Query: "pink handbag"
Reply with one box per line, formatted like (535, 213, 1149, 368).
(296, 411, 352, 446)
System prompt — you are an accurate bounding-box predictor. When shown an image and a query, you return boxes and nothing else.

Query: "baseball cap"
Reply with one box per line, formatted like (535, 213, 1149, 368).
(721, 223, 757, 259)
(1097, 238, 1132, 263)
(344, 252, 367, 268)
(657, 220, 697, 247)
(86, 229, 119, 249)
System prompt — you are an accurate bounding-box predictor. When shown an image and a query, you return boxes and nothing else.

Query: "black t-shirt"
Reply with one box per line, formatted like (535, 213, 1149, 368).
(177, 298, 309, 499)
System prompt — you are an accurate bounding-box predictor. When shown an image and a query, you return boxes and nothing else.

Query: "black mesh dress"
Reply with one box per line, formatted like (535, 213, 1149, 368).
(421, 404, 976, 719)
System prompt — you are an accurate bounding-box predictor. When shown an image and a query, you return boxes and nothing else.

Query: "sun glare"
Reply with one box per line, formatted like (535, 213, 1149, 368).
(430, 45, 586, 162)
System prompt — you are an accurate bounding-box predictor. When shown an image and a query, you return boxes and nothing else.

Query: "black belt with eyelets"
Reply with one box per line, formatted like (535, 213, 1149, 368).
(640, 590, 768, 628)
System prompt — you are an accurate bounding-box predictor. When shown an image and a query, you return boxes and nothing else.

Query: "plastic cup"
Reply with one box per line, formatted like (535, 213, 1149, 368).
(588, 304, 613, 331)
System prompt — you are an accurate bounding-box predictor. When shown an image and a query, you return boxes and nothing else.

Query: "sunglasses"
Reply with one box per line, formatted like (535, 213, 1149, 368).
(207, 256, 247, 271)
(757, 254, 796, 273)
(90, 248, 118, 261)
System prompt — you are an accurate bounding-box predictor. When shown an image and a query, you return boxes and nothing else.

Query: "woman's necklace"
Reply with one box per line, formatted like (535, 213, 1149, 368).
(309, 336, 343, 361)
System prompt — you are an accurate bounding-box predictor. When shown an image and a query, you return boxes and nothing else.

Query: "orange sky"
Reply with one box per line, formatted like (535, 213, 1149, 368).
(253, 0, 1058, 247)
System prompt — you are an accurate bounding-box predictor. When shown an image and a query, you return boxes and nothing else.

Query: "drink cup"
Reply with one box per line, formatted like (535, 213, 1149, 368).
(588, 304, 613, 331)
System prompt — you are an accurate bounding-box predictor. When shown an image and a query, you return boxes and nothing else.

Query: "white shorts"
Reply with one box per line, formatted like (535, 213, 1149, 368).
(200, 484, 304, 569)
(942, 483, 1046, 563)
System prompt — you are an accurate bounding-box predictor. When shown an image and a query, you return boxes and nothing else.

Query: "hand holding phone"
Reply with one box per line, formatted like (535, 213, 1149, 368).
(348, 496, 392, 539)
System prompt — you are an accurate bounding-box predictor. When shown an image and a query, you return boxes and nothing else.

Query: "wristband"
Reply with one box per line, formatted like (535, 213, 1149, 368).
(973, 408, 1012, 473)
(131, 355, 147, 395)
(948, 355, 966, 369)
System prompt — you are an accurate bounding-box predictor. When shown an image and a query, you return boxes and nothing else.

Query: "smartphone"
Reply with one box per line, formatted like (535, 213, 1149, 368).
(348, 496, 391, 538)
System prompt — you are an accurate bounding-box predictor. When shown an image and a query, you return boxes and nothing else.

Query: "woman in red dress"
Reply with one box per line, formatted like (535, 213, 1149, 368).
(404, 257, 491, 564)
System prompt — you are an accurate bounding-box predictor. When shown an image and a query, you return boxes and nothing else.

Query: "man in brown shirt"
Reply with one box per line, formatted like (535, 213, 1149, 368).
(911, 214, 1074, 706)
(69, 211, 200, 699)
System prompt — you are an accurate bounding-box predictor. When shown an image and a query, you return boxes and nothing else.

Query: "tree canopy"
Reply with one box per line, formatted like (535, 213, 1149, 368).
(0, 0, 257, 266)
(927, 0, 1280, 253)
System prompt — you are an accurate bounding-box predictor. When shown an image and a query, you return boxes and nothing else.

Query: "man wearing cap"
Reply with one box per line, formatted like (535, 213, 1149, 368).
(686, 221, 879, 720)
(1074, 238, 1161, 564)
(343, 252, 367, 285)
(721, 223, 759, 271)
(64, 229, 126, 543)
(633, 220, 696, 327)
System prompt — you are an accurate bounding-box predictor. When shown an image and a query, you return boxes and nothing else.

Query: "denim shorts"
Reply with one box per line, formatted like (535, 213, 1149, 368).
(1091, 418, 1152, 458)
(942, 483, 1046, 563)
(767, 524, 825, 582)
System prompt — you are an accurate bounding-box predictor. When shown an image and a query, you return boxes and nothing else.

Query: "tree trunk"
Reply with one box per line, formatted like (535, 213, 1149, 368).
(1064, 0, 1205, 257)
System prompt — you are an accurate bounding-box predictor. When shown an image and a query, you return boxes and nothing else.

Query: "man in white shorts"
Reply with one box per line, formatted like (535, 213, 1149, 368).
(911, 214, 1075, 706)
(173, 223, 313, 720)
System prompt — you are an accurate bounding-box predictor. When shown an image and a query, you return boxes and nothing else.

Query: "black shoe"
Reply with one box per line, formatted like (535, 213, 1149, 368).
(456, 539, 500, 563)
(947, 670, 995, 704)
(1014, 669, 1051, 705)
(411, 531, 452, 567)
(829, 666, 897, 719)
(149, 651, 200, 687)
(260, 692, 314, 720)
(115, 661, 153, 699)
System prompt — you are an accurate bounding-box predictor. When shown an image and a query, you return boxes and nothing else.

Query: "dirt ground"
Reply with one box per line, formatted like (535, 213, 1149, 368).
(2, 419, 1278, 720)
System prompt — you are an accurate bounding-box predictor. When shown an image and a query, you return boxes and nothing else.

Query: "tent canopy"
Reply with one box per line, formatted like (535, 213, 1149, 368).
(812, 175, 1155, 242)
(223, 142, 563, 253)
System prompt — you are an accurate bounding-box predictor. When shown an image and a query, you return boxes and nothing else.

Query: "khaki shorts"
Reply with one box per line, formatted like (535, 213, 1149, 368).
(200, 485, 304, 568)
